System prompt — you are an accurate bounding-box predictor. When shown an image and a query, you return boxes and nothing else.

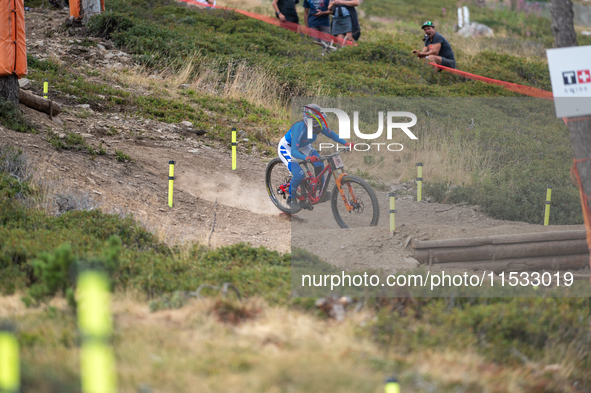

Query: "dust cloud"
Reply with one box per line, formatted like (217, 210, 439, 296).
(178, 171, 279, 216)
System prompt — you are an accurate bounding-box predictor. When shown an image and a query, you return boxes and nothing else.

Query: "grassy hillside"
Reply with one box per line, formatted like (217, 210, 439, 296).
(1, 156, 590, 391)
(62, 0, 584, 224)
(2, 2, 591, 390)
(88, 0, 553, 98)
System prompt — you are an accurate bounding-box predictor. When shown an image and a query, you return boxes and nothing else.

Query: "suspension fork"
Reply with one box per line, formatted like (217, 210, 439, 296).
(332, 169, 356, 212)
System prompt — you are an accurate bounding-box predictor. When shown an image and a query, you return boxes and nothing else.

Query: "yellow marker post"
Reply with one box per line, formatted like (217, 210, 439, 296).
(416, 163, 423, 202)
(385, 377, 400, 393)
(231, 127, 237, 170)
(389, 192, 396, 236)
(43, 79, 48, 99)
(0, 331, 19, 393)
(77, 271, 116, 393)
(168, 160, 175, 208)
(544, 185, 552, 226)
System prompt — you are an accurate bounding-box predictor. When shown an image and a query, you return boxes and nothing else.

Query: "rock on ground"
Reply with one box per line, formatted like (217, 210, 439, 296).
(457, 22, 494, 38)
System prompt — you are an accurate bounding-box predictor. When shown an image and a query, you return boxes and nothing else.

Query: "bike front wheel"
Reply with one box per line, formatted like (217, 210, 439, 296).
(331, 175, 380, 228)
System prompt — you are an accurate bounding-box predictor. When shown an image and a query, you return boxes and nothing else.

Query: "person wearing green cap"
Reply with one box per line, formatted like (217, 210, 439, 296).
(412, 21, 456, 69)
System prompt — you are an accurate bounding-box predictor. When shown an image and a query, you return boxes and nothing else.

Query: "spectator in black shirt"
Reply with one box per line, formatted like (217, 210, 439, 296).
(273, 0, 299, 25)
(412, 21, 456, 69)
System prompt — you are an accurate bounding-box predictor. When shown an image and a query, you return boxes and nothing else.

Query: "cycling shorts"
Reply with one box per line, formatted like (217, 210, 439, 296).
(278, 136, 314, 170)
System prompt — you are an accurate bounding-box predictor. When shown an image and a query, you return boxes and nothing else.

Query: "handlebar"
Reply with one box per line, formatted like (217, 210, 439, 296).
(295, 148, 350, 165)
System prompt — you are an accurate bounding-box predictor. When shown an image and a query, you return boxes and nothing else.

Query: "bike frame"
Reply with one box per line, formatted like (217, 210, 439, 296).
(298, 163, 332, 204)
(297, 153, 358, 211)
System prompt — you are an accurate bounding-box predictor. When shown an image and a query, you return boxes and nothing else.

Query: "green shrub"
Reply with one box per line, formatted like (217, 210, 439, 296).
(0, 98, 35, 133)
(115, 150, 131, 162)
(30, 243, 76, 301)
(424, 174, 582, 225)
(29, 235, 122, 302)
(0, 145, 33, 200)
(48, 132, 102, 156)
(0, 189, 290, 303)
(368, 297, 591, 382)
(423, 181, 452, 203)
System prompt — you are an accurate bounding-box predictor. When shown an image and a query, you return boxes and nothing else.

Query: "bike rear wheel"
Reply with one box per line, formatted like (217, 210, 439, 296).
(265, 157, 293, 214)
(331, 175, 380, 228)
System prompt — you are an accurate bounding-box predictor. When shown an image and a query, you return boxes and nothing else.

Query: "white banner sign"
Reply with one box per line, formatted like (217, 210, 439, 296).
(547, 45, 591, 118)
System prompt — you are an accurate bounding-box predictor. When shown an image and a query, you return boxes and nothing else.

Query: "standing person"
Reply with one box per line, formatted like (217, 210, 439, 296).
(412, 21, 456, 69)
(273, 0, 300, 26)
(328, 0, 359, 43)
(304, 0, 331, 41)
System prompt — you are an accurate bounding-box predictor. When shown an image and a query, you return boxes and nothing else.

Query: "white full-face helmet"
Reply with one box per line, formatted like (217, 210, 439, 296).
(303, 104, 327, 134)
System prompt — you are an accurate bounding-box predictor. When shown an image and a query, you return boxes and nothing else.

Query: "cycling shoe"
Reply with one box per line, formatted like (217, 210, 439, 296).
(287, 196, 302, 214)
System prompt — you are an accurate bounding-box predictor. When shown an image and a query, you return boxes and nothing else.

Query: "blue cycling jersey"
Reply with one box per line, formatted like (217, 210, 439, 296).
(285, 121, 348, 160)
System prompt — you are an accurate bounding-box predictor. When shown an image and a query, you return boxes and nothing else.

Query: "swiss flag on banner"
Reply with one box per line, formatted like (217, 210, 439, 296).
(577, 70, 591, 84)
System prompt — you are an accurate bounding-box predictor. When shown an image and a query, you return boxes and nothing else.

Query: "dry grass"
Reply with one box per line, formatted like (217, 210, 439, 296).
(215, 0, 267, 10)
(0, 294, 578, 393)
(407, 349, 570, 393)
(106, 55, 292, 127)
(27, 176, 99, 216)
(449, 33, 547, 60)
(111, 54, 290, 111)
(344, 121, 496, 186)
(174, 55, 288, 109)
(104, 296, 385, 393)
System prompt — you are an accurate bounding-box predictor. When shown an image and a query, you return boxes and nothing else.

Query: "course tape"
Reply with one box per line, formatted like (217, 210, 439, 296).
(431, 63, 554, 99)
(178, 1, 557, 99)
(177, 0, 356, 47)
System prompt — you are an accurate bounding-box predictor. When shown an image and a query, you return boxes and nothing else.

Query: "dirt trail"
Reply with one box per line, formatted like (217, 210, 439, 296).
(5, 7, 588, 277)
(292, 192, 587, 272)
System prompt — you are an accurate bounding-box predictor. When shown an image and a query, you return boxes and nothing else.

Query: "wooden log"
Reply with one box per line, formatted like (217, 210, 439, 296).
(415, 230, 586, 250)
(439, 254, 589, 273)
(19, 89, 61, 116)
(415, 239, 589, 264)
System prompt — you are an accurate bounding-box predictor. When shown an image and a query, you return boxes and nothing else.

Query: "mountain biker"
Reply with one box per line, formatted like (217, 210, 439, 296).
(278, 104, 353, 214)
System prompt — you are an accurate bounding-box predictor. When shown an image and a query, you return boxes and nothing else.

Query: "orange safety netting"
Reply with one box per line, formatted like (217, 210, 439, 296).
(69, 0, 80, 18)
(69, 0, 105, 19)
(571, 159, 591, 272)
(569, 116, 591, 273)
(177, 0, 356, 47)
(0, 0, 27, 78)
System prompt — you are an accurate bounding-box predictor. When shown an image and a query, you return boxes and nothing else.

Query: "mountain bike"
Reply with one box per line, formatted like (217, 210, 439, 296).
(265, 150, 380, 228)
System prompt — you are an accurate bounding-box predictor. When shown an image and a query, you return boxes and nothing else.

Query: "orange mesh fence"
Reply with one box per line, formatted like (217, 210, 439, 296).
(69, 0, 80, 17)
(430, 63, 554, 99)
(176, 0, 356, 47)
(0, 0, 26, 78)
(70, 0, 104, 19)
(571, 157, 591, 272)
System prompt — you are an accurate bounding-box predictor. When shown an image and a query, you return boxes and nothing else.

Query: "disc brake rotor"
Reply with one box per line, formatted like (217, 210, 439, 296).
(350, 198, 364, 213)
